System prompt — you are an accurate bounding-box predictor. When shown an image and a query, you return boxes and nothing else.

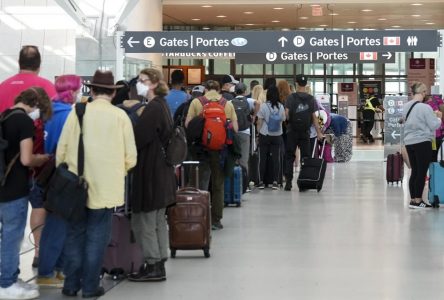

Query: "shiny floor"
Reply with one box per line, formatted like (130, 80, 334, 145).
(20, 160, 444, 300)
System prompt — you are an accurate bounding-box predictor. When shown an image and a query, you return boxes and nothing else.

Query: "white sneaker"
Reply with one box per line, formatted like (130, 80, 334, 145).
(17, 279, 38, 290)
(0, 282, 39, 299)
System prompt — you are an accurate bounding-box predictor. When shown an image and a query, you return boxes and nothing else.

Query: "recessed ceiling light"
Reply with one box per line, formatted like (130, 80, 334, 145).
(348, 21, 357, 24)
(202, 27, 210, 30)
(192, 18, 200, 21)
(201, 5, 212, 8)
(245, 23, 255, 26)
(378, 18, 387, 21)
(361, 9, 373, 12)
(329, 13, 339, 16)
(244, 11, 254, 14)
(319, 24, 328, 27)
(310, 4, 321, 7)
(281, 28, 290, 31)
(272, 20, 281, 23)
(300, 16, 309, 20)
(391, 25, 401, 27)
(273, 7, 284, 10)
(421, 19, 429, 22)
(299, 27, 307, 29)
(411, 3, 423, 5)
(412, 14, 421, 17)
(216, 15, 226, 18)
(426, 22, 435, 25)
(363, 28, 376, 31)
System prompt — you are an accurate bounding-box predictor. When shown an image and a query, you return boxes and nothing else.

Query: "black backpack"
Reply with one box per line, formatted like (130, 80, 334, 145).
(288, 93, 313, 133)
(0, 109, 26, 186)
(232, 96, 251, 131)
(117, 102, 146, 127)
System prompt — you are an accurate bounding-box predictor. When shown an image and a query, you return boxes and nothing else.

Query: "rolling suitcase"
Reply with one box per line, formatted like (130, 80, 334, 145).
(386, 152, 404, 185)
(297, 140, 327, 192)
(224, 165, 243, 207)
(428, 146, 444, 207)
(102, 174, 144, 279)
(168, 161, 211, 258)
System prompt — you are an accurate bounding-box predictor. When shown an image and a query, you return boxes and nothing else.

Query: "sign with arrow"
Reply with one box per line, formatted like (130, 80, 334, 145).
(235, 51, 395, 64)
(121, 30, 440, 53)
(383, 95, 408, 157)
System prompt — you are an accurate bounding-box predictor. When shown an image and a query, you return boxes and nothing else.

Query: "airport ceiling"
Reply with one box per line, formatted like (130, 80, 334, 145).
(162, 1, 444, 30)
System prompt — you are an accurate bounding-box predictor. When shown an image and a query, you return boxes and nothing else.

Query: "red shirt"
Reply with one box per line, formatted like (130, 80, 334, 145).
(0, 72, 57, 113)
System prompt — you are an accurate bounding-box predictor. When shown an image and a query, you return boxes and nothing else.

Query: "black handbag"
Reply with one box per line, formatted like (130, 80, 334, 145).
(45, 103, 88, 222)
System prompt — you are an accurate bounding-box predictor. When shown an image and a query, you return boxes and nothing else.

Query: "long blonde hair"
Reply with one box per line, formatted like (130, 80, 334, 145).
(251, 85, 264, 102)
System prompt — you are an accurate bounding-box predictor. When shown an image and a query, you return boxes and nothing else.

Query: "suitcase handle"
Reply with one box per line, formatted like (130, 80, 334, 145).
(312, 139, 327, 159)
(179, 187, 202, 194)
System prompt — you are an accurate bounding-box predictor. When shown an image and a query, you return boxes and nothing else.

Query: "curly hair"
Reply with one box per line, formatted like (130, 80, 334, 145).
(14, 87, 53, 121)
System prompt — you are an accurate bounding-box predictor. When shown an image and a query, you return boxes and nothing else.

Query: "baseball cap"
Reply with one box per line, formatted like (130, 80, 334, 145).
(221, 74, 239, 85)
(235, 82, 247, 94)
(192, 85, 205, 94)
(295, 74, 308, 86)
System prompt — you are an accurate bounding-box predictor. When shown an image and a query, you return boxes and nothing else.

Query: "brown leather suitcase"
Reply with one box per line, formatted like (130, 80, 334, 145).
(168, 162, 211, 258)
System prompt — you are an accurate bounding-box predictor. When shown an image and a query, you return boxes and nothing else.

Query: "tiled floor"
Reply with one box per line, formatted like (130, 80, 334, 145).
(18, 158, 444, 300)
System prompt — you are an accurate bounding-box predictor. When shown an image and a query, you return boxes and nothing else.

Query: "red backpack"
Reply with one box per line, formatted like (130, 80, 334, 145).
(199, 96, 227, 151)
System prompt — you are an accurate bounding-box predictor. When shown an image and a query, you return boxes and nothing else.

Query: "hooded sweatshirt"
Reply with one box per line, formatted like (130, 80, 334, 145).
(44, 101, 73, 154)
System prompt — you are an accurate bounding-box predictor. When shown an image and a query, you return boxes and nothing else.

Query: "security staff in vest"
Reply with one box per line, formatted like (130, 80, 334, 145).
(361, 94, 383, 143)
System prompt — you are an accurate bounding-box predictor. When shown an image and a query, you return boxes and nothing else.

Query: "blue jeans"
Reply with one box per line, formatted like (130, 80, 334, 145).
(63, 208, 112, 294)
(0, 197, 28, 288)
(38, 212, 68, 277)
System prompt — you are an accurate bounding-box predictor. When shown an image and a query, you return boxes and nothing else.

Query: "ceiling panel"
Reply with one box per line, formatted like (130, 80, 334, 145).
(163, 2, 444, 30)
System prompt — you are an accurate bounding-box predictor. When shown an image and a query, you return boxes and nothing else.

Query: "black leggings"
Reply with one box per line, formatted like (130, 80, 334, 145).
(406, 141, 432, 199)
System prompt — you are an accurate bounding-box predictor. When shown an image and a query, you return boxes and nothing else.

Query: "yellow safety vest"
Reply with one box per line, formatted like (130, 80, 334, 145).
(364, 96, 376, 111)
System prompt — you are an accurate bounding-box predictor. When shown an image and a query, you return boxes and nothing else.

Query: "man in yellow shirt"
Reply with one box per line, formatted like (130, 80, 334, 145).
(56, 70, 137, 298)
(186, 80, 238, 230)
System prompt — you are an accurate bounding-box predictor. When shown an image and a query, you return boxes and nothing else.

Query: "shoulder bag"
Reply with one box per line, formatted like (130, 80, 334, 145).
(45, 103, 88, 222)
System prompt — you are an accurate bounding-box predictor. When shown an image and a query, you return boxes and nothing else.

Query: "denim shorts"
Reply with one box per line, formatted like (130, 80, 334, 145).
(29, 181, 44, 209)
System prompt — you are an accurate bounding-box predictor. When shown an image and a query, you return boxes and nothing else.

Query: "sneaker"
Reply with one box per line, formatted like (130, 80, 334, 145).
(409, 200, 432, 209)
(257, 182, 265, 189)
(284, 182, 292, 191)
(55, 272, 65, 281)
(0, 282, 39, 299)
(36, 276, 64, 288)
(246, 187, 252, 193)
(211, 221, 223, 230)
(272, 182, 279, 190)
(16, 279, 38, 290)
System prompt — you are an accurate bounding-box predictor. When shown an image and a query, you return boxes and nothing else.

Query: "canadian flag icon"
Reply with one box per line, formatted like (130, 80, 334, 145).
(383, 36, 400, 46)
(360, 52, 378, 60)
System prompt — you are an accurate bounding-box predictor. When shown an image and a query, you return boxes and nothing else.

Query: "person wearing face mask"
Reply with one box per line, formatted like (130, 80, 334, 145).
(0, 45, 57, 270)
(402, 82, 442, 209)
(220, 74, 238, 101)
(0, 87, 51, 300)
(34, 75, 83, 288)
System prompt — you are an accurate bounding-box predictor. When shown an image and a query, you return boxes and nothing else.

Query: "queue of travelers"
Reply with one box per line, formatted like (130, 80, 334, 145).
(0, 44, 441, 300)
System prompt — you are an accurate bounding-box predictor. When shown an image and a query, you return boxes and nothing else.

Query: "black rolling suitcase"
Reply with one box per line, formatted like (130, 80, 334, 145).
(297, 140, 327, 192)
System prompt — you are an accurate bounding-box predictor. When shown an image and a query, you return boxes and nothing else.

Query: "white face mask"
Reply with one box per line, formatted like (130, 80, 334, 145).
(76, 91, 83, 103)
(229, 85, 235, 93)
(136, 81, 149, 97)
(28, 108, 40, 121)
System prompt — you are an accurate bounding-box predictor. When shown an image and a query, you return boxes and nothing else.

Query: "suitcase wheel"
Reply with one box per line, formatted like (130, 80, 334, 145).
(203, 248, 210, 258)
(109, 268, 124, 280)
(170, 248, 176, 258)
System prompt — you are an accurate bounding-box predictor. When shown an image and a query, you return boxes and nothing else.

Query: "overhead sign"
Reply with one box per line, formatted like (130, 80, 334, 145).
(235, 51, 395, 64)
(121, 30, 440, 53)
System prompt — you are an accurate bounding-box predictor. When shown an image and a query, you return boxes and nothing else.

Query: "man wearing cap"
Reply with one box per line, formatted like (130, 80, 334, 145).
(232, 82, 257, 190)
(284, 74, 323, 191)
(220, 74, 239, 101)
(56, 70, 137, 298)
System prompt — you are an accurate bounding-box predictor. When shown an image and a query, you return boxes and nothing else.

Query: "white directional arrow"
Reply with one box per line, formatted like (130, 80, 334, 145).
(127, 36, 140, 48)
(391, 130, 401, 140)
(382, 52, 392, 60)
(278, 37, 288, 47)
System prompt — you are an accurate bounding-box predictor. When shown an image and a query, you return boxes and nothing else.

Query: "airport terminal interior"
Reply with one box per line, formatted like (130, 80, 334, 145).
(0, 0, 443, 299)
